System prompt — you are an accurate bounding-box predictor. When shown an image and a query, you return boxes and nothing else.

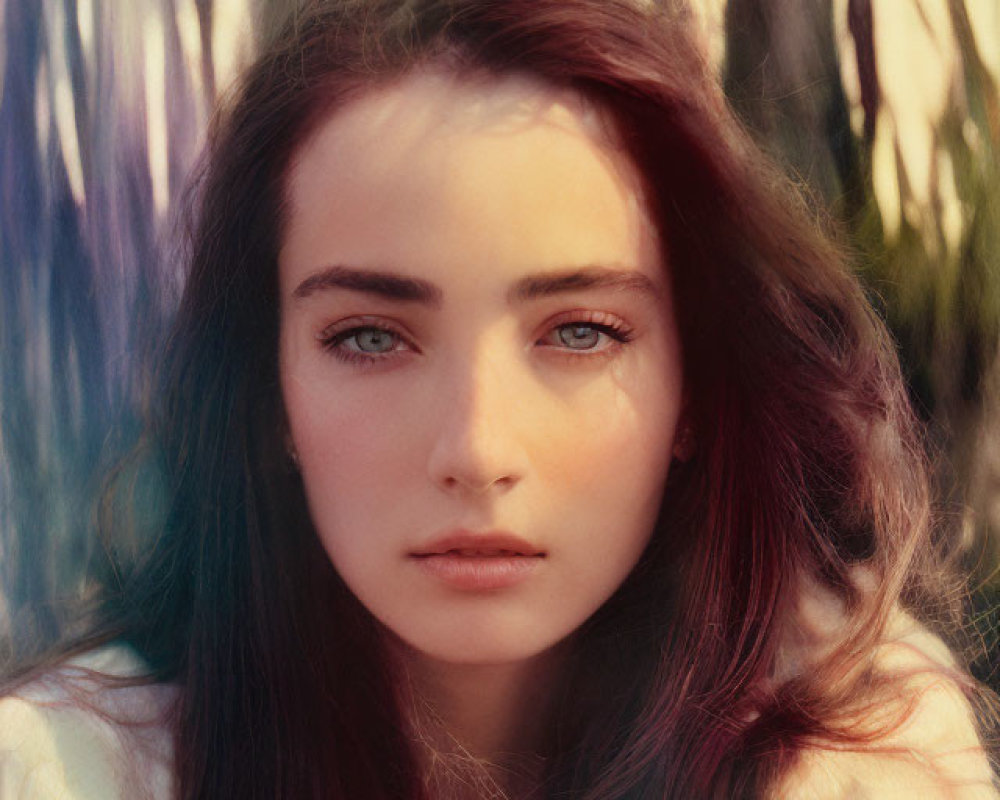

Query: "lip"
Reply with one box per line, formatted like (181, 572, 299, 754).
(410, 530, 546, 557)
(410, 530, 546, 591)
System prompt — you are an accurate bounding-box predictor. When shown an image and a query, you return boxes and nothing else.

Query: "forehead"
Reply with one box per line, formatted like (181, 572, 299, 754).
(289, 67, 628, 178)
(279, 68, 662, 294)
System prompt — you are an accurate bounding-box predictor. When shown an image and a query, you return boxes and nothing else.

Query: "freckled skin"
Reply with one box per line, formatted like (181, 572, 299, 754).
(278, 70, 683, 668)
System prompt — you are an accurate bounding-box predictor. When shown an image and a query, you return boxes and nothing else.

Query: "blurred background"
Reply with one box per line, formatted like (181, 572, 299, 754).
(1, 0, 998, 684)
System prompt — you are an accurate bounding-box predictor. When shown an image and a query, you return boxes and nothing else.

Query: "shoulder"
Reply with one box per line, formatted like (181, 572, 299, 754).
(773, 608, 998, 799)
(0, 644, 177, 800)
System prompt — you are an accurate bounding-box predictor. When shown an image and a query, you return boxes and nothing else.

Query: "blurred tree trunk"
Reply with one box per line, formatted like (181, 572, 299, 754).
(724, 0, 865, 216)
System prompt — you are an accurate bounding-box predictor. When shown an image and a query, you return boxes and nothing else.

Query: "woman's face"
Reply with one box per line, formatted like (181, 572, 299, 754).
(279, 70, 683, 667)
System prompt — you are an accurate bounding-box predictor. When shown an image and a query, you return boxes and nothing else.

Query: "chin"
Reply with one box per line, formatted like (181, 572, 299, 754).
(392, 621, 578, 668)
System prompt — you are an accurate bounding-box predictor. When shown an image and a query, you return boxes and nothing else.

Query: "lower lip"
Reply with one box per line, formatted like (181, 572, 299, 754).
(411, 554, 544, 590)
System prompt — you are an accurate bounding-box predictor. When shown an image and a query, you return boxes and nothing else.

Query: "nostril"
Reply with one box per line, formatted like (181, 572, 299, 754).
(441, 473, 518, 494)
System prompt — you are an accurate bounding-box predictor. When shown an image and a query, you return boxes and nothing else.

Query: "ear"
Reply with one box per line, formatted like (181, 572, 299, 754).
(284, 431, 300, 470)
(672, 397, 695, 463)
(672, 423, 695, 463)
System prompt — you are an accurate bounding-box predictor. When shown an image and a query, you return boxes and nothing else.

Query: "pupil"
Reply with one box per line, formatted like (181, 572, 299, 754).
(560, 325, 599, 349)
(358, 329, 392, 352)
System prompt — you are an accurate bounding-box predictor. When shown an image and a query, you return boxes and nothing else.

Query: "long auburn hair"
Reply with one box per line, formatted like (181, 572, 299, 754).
(40, 0, 981, 796)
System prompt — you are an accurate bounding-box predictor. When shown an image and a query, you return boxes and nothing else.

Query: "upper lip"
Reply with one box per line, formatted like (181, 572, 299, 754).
(411, 530, 545, 557)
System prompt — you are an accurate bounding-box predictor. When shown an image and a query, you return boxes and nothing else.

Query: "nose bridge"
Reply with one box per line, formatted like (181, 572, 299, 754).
(428, 334, 527, 494)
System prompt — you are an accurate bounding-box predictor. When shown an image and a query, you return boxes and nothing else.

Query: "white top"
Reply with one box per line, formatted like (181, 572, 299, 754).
(0, 620, 996, 799)
(0, 646, 176, 800)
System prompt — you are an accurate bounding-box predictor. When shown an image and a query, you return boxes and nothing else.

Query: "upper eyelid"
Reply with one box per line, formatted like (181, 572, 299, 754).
(541, 309, 629, 329)
(318, 316, 412, 342)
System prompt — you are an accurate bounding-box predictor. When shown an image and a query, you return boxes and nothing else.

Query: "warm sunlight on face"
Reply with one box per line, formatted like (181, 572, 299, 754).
(278, 70, 683, 667)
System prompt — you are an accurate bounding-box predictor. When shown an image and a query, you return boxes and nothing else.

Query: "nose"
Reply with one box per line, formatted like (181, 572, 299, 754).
(426, 346, 529, 497)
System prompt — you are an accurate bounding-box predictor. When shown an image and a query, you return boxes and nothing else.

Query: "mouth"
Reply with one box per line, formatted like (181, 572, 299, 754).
(423, 548, 533, 557)
(410, 530, 546, 558)
(409, 531, 546, 590)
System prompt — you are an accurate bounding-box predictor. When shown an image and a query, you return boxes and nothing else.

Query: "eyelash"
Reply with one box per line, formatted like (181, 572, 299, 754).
(317, 312, 635, 368)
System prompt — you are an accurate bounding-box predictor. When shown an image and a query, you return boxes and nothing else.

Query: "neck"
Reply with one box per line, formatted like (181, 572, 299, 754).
(394, 639, 573, 797)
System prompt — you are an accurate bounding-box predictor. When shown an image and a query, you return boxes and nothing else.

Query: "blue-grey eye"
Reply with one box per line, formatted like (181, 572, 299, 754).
(557, 324, 601, 349)
(353, 328, 397, 352)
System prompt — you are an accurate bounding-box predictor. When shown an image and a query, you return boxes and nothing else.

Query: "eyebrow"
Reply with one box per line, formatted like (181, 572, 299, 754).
(291, 265, 662, 306)
(293, 266, 444, 305)
(508, 267, 662, 303)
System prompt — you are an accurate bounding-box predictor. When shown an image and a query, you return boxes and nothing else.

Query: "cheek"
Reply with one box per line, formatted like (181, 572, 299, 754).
(538, 367, 678, 499)
(538, 369, 679, 570)
(282, 351, 416, 474)
(280, 364, 424, 564)
(575, 413, 673, 529)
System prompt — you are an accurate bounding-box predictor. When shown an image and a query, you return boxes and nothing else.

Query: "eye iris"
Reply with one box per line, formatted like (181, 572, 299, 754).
(558, 325, 600, 349)
(355, 328, 395, 352)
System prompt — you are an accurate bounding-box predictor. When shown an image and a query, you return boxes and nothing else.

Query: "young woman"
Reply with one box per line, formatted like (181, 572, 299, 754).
(1, 0, 996, 797)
